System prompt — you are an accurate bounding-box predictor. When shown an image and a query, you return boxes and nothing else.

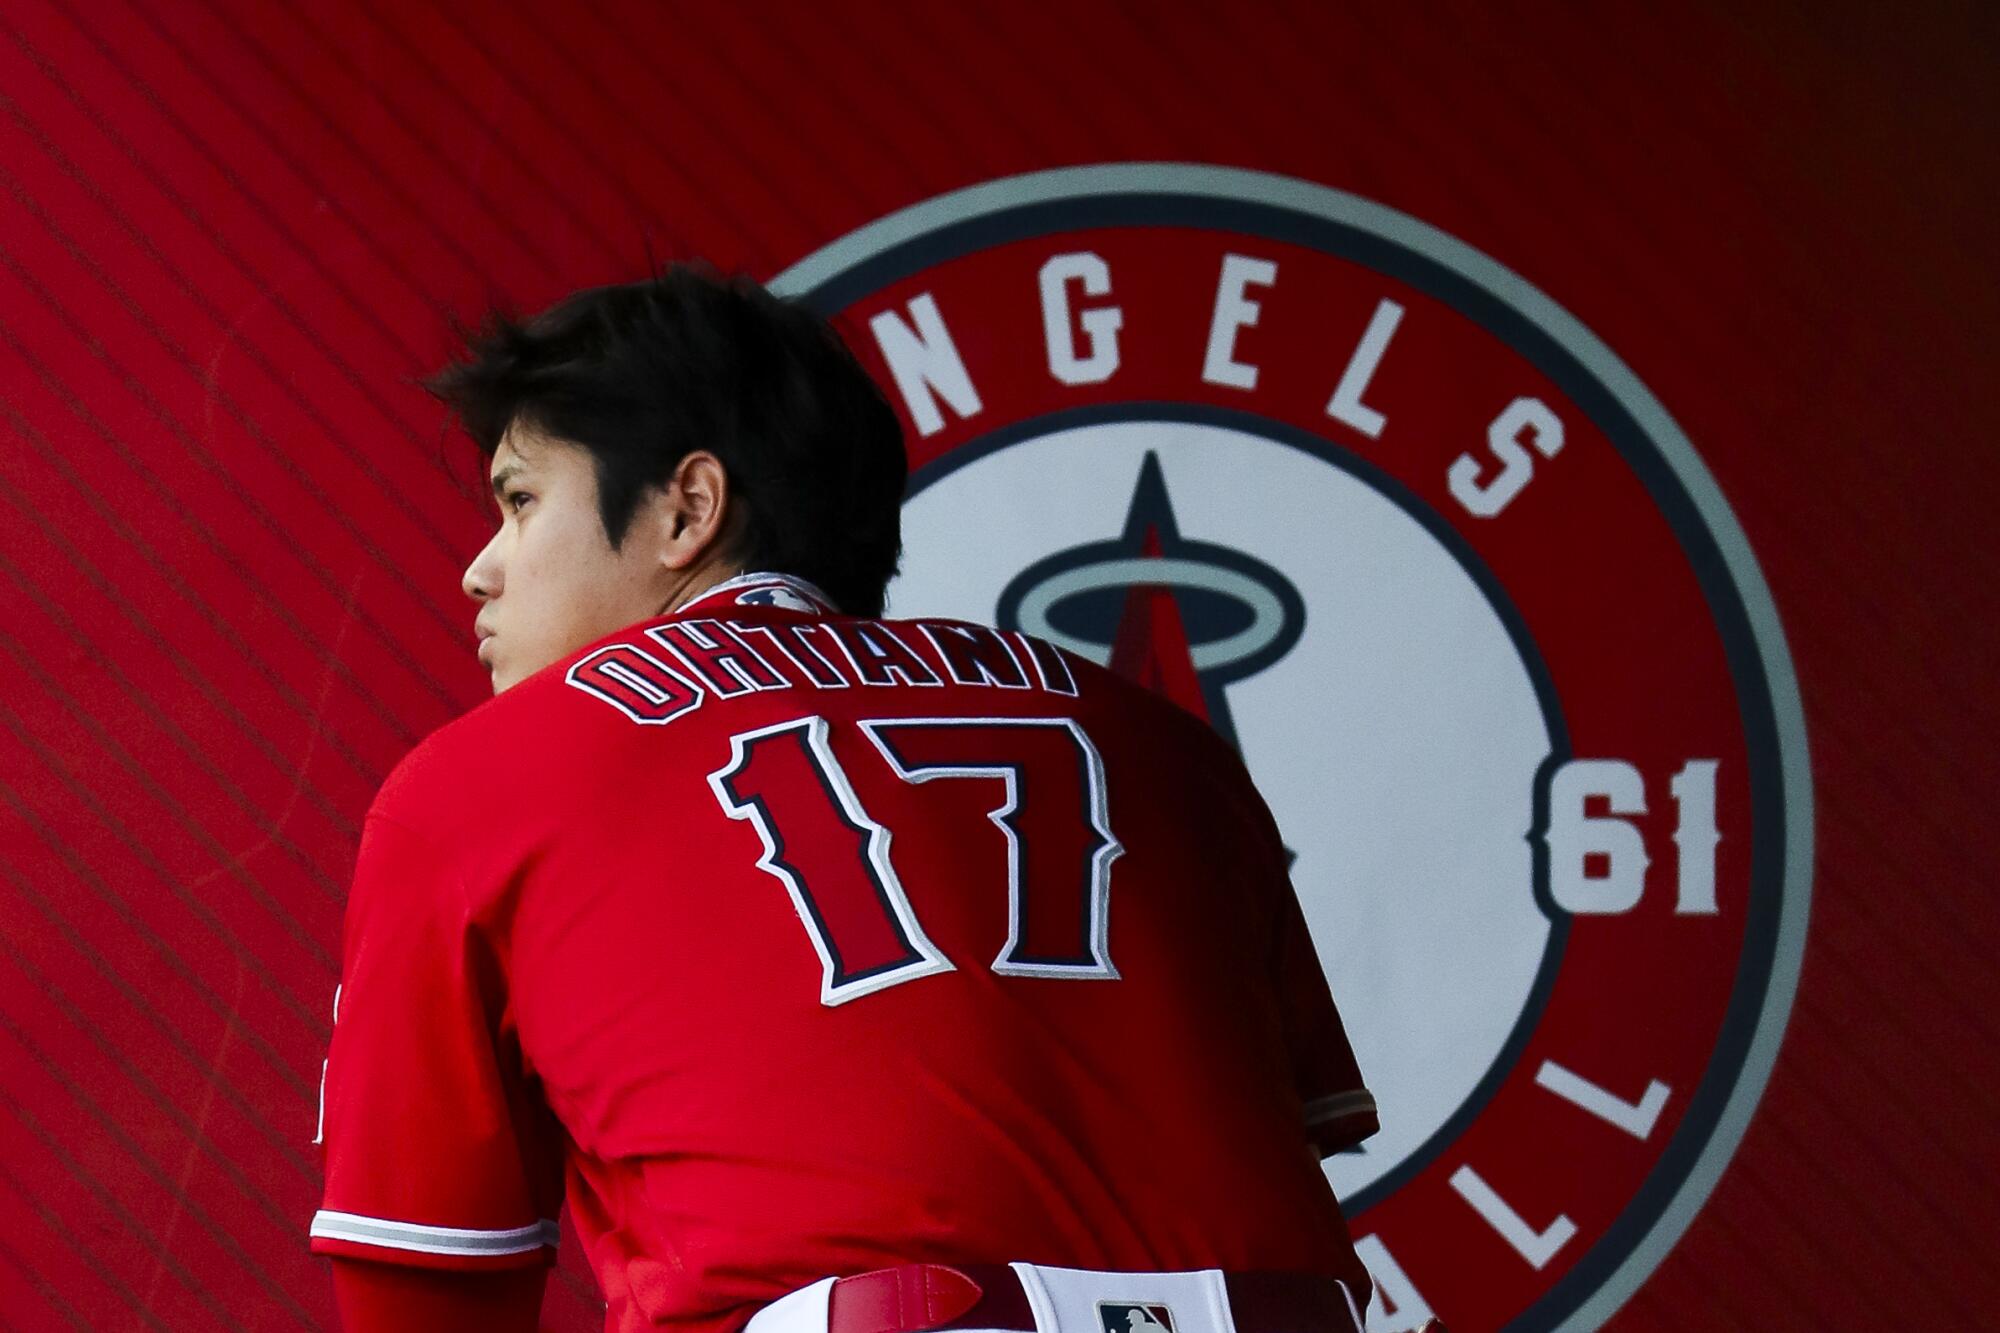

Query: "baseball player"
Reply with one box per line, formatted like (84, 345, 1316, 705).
(312, 269, 1385, 1332)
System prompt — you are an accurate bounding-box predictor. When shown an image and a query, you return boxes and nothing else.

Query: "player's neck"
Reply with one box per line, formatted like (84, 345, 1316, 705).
(655, 557, 746, 619)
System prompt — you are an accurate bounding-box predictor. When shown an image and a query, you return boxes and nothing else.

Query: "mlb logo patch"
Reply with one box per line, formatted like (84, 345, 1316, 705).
(736, 586, 818, 612)
(1097, 1302, 1176, 1333)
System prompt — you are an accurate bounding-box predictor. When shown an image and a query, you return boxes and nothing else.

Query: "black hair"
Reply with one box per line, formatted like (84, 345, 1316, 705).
(427, 265, 906, 617)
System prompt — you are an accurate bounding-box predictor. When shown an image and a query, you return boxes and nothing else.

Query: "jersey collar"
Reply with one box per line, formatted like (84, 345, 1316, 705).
(677, 571, 839, 618)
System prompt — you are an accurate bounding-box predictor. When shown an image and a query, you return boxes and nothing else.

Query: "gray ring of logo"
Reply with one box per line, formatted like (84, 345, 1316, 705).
(1015, 555, 1289, 673)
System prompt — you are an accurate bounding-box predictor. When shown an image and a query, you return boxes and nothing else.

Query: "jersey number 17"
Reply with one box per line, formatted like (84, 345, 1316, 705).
(709, 715, 1124, 1006)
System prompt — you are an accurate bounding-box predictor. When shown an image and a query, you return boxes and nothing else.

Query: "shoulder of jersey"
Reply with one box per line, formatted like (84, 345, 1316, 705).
(365, 622, 647, 825)
(1049, 644, 1235, 749)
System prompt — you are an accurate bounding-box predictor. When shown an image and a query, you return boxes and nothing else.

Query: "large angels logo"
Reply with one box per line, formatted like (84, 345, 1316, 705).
(773, 166, 1812, 1332)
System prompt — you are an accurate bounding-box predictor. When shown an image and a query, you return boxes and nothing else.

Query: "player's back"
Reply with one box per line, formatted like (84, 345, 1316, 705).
(392, 578, 1376, 1331)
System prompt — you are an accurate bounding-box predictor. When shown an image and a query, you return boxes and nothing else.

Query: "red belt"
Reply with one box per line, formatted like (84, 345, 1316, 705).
(826, 1262, 1372, 1333)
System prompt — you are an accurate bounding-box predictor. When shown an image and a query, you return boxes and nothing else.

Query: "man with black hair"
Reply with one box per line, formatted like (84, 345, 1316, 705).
(311, 267, 1385, 1333)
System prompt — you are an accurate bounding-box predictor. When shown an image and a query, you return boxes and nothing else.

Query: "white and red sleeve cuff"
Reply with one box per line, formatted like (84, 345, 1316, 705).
(1303, 1088, 1380, 1157)
(309, 1211, 559, 1272)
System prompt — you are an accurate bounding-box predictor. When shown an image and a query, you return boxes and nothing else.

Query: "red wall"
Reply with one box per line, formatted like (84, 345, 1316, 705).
(0, 2, 1991, 1329)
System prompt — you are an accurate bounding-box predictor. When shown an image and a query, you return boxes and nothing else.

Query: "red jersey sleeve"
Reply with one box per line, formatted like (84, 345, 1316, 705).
(1200, 728, 1376, 1152)
(1274, 881, 1380, 1157)
(312, 812, 563, 1272)
(1218, 735, 1379, 1158)
(328, 1257, 546, 1332)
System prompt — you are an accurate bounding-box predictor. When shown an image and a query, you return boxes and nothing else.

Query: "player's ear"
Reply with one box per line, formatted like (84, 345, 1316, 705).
(656, 450, 732, 570)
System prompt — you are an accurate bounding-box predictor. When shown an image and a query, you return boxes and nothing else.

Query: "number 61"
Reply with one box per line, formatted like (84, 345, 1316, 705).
(1538, 758, 1721, 916)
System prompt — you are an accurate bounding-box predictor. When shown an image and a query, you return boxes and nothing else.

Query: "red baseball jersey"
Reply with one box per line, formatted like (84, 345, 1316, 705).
(313, 572, 1379, 1332)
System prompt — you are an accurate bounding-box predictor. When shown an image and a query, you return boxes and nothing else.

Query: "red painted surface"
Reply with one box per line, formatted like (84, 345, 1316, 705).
(0, 2, 1991, 1329)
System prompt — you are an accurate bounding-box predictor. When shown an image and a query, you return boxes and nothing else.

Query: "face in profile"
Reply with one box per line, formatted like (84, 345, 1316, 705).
(461, 424, 681, 694)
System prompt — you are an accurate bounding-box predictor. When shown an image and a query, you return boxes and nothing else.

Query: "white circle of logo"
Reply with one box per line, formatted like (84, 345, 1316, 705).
(896, 416, 1556, 1202)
